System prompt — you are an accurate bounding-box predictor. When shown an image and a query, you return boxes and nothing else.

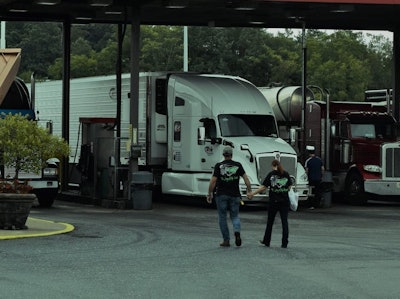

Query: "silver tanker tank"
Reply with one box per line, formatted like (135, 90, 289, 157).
(258, 86, 315, 125)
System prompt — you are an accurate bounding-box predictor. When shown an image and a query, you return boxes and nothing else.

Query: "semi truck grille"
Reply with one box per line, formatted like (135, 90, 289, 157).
(257, 154, 297, 183)
(384, 145, 400, 178)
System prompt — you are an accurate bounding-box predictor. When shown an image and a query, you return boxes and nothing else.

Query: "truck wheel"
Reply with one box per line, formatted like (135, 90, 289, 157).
(345, 174, 368, 205)
(33, 189, 58, 208)
(37, 197, 55, 208)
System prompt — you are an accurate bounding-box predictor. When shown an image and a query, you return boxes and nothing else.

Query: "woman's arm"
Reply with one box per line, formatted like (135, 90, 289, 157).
(248, 184, 267, 200)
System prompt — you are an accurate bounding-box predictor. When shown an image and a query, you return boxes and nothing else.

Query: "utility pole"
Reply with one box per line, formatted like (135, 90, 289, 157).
(183, 26, 188, 72)
(1, 21, 6, 48)
(301, 21, 307, 163)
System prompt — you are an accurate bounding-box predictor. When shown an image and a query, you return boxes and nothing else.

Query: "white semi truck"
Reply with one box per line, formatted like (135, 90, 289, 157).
(34, 73, 309, 203)
(0, 49, 61, 207)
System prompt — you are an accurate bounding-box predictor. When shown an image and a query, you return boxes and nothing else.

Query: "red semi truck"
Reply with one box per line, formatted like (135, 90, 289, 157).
(259, 86, 400, 204)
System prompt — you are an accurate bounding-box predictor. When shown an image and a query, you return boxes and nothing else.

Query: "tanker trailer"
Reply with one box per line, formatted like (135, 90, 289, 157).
(258, 86, 315, 151)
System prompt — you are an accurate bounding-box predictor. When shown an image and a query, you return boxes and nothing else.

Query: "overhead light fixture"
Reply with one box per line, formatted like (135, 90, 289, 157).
(330, 5, 354, 13)
(226, 0, 257, 11)
(104, 10, 122, 15)
(163, 0, 187, 9)
(89, 0, 113, 7)
(234, 5, 256, 11)
(74, 10, 95, 21)
(8, 3, 29, 13)
(75, 16, 93, 20)
(249, 20, 264, 25)
(35, 0, 61, 5)
(9, 8, 28, 13)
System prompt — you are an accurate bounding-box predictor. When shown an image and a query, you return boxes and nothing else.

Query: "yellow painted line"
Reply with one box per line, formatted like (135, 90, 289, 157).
(0, 217, 75, 240)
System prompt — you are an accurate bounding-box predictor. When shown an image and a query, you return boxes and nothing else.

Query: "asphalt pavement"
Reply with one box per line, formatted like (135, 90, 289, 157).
(2, 197, 400, 299)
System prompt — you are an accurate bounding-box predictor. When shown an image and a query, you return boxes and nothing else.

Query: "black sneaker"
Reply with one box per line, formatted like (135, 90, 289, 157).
(259, 240, 270, 247)
(234, 232, 242, 247)
(220, 240, 230, 247)
(281, 244, 288, 248)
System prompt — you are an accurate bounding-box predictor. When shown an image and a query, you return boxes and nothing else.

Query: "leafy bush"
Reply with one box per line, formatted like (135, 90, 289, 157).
(0, 113, 70, 179)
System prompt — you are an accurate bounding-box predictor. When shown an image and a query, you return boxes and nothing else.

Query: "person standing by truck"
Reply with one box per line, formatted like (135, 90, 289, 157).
(304, 145, 324, 209)
(206, 146, 252, 247)
(248, 159, 292, 248)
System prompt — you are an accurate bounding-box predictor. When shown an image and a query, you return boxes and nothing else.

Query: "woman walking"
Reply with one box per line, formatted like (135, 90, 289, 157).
(248, 159, 292, 248)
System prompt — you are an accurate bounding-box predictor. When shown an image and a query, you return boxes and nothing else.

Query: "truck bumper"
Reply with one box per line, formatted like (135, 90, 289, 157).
(364, 180, 400, 196)
(28, 179, 59, 190)
(295, 184, 310, 201)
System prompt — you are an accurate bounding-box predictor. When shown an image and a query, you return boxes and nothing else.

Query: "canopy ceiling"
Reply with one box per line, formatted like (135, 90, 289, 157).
(0, 0, 400, 31)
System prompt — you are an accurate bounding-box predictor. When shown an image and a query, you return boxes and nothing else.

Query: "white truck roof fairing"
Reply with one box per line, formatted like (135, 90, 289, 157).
(170, 73, 275, 116)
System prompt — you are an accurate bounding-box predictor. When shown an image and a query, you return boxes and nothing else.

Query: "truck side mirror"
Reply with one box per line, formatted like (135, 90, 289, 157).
(331, 124, 336, 138)
(211, 137, 222, 145)
(240, 144, 254, 162)
(46, 121, 53, 134)
(198, 127, 205, 145)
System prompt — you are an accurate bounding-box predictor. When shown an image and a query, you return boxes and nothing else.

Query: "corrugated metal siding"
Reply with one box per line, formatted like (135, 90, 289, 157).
(32, 74, 132, 163)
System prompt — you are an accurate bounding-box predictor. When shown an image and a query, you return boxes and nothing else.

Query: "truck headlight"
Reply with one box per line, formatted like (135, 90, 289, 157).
(43, 167, 58, 177)
(363, 165, 382, 173)
(295, 173, 308, 184)
(300, 173, 308, 183)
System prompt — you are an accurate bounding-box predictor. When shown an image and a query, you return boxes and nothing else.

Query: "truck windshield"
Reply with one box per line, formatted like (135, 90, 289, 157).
(218, 114, 277, 137)
(350, 123, 394, 139)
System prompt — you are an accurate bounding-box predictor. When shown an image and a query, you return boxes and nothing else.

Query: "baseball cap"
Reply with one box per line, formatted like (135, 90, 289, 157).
(223, 146, 233, 156)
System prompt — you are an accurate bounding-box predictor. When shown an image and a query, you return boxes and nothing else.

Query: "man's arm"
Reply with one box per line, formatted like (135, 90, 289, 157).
(206, 176, 217, 203)
(242, 173, 252, 199)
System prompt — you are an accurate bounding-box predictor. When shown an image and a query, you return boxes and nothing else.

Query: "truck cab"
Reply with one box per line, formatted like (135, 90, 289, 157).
(329, 111, 399, 203)
(0, 49, 60, 207)
(153, 74, 309, 202)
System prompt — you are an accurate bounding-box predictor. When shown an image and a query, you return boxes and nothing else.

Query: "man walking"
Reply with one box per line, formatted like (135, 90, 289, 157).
(206, 146, 252, 247)
(305, 145, 324, 209)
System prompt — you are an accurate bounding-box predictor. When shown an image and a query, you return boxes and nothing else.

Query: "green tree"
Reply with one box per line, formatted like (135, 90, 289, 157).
(6, 22, 62, 81)
(306, 30, 373, 101)
(365, 34, 393, 90)
(4, 22, 394, 102)
(140, 26, 183, 71)
(71, 37, 93, 56)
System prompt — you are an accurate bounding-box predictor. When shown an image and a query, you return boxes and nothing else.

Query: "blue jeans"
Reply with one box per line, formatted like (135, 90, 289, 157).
(215, 194, 241, 241)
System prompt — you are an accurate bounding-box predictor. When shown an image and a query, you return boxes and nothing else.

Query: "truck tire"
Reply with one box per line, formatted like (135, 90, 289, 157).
(345, 173, 368, 205)
(33, 189, 58, 208)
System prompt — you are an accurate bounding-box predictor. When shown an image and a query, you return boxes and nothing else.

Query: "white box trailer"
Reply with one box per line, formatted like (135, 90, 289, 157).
(33, 74, 132, 165)
(33, 73, 309, 202)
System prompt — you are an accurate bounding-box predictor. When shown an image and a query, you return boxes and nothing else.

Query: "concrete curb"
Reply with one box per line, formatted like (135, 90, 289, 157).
(0, 217, 75, 240)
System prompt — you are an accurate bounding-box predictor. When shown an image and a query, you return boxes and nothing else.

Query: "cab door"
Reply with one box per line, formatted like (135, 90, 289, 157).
(199, 118, 219, 172)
